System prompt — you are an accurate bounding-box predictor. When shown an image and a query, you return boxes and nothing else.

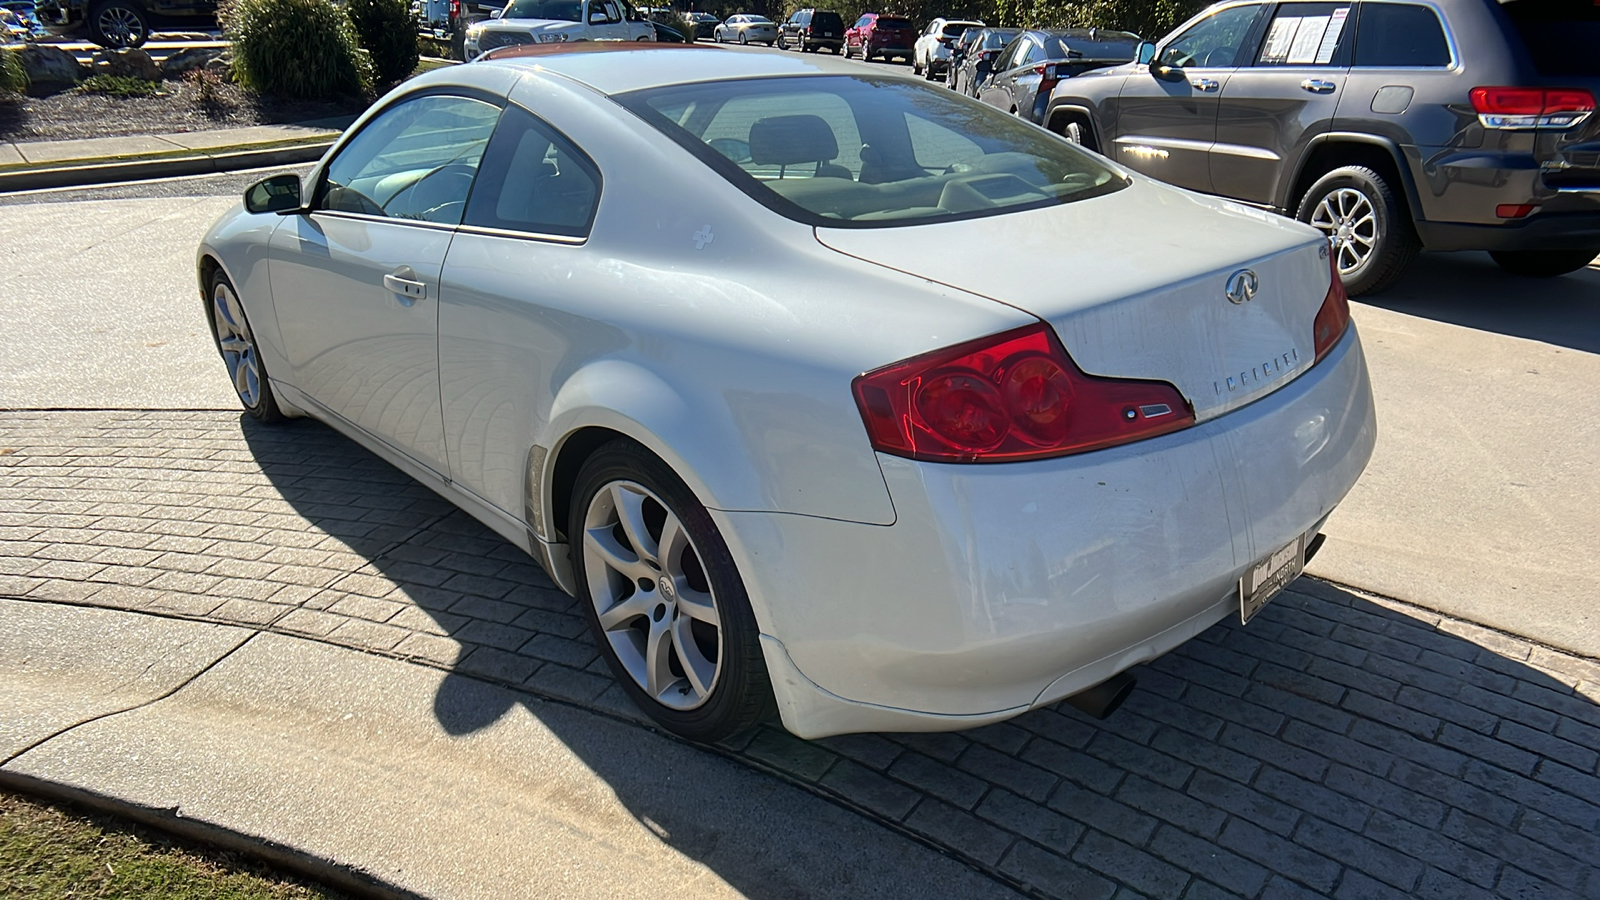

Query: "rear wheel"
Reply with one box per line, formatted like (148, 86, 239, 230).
(87, 0, 148, 47)
(1296, 165, 1418, 297)
(207, 271, 284, 424)
(738, 31, 747, 44)
(571, 440, 774, 743)
(1489, 248, 1599, 278)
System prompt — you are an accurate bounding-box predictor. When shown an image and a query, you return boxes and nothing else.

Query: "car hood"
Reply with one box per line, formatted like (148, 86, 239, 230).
(814, 178, 1334, 423)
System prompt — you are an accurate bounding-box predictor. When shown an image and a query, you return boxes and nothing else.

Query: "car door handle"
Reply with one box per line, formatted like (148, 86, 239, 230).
(1189, 77, 1220, 92)
(383, 268, 426, 305)
(1301, 79, 1336, 94)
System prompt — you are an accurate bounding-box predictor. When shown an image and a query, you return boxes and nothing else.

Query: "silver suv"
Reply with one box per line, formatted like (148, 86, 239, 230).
(1043, 0, 1599, 294)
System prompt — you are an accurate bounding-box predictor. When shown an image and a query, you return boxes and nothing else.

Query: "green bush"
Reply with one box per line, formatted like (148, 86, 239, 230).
(78, 74, 158, 97)
(0, 49, 25, 96)
(225, 0, 367, 99)
(346, 0, 418, 87)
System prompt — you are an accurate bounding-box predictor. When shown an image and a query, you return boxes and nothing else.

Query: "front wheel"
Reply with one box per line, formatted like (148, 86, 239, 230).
(738, 31, 747, 44)
(87, 0, 148, 47)
(1489, 248, 1599, 278)
(207, 271, 284, 424)
(1296, 165, 1419, 296)
(570, 440, 774, 743)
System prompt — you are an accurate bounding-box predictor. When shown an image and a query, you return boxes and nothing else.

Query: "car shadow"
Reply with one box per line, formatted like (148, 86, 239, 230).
(1363, 251, 1600, 354)
(235, 414, 1600, 900)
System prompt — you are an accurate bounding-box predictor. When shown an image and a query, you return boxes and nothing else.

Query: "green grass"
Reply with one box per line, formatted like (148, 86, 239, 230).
(78, 75, 161, 98)
(0, 790, 346, 899)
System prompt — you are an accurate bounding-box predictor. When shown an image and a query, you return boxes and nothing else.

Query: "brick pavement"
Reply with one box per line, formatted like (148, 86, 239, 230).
(2, 410, 1598, 900)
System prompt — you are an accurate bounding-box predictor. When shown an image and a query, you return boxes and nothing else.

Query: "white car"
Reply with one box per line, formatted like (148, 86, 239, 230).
(463, 0, 652, 60)
(199, 44, 1375, 743)
(914, 17, 983, 78)
(713, 13, 777, 45)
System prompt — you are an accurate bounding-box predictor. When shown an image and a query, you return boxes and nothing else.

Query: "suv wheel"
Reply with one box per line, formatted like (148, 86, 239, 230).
(88, 0, 149, 48)
(1296, 165, 1418, 296)
(1488, 248, 1599, 278)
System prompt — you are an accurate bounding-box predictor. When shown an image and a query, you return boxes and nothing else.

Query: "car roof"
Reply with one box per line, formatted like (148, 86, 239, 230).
(476, 43, 892, 95)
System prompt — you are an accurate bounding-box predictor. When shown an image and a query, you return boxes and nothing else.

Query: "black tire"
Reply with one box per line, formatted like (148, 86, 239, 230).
(1488, 248, 1599, 278)
(206, 270, 285, 424)
(1295, 165, 1419, 297)
(569, 439, 775, 743)
(87, 0, 149, 48)
(737, 31, 747, 44)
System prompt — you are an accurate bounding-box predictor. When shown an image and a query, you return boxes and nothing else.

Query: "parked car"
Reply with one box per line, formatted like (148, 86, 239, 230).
(948, 26, 1020, 96)
(977, 29, 1139, 124)
(1044, 0, 1600, 294)
(649, 17, 685, 41)
(843, 11, 913, 62)
(680, 9, 717, 39)
(713, 13, 775, 45)
(34, 0, 213, 48)
(202, 43, 1374, 742)
(1, 0, 51, 41)
(913, 17, 981, 79)
(464, 0, 652, 60)
(778, 7, 842, 53)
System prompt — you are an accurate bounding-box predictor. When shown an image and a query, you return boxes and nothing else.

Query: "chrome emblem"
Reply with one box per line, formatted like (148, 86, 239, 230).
(1225, 269, 1259, 305)
(658, 575, 675, 598)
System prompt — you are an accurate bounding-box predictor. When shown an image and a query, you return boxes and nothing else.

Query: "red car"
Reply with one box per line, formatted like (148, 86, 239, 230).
(844, 12, 914, 62)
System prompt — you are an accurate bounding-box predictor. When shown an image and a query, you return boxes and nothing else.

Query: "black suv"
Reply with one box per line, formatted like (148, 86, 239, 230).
(779, 8, 844, 53)
(1043, 0, 1600, 294)
(36, 0, 214, 47)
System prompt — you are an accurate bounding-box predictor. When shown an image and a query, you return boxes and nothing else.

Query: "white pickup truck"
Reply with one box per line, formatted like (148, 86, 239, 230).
(463, 0, 653, 59)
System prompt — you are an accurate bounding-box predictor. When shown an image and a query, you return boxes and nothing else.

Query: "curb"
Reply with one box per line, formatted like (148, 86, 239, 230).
(0, 139, 334, 192)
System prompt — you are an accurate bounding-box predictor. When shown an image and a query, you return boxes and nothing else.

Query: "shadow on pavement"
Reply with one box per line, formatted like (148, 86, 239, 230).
(1364, 252, 1600, 354)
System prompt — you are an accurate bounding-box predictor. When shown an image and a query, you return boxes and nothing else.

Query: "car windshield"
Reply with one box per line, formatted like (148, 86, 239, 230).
(502, 0, 580, 20)
(617, 75, 1125, 228)
(982, 29, 1018, 49)
(745, 15, 770, 22)
(1500, 0, 1600, 76)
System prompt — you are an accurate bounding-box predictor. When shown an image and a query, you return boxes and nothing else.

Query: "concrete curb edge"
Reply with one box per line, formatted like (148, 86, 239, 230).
(0, 140, 333, 192)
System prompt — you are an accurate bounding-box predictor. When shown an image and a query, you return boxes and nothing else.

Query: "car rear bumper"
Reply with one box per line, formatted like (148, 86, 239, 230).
(718, 327, 1377, 738)
(1416, 208, 1600, 252)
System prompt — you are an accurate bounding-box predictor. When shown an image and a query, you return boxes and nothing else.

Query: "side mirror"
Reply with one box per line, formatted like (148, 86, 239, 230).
(588, 9, 606, 22)
(1136, 41, 1155, 65)
(489, 7, 501, 16)
(245, 174, 302, 215)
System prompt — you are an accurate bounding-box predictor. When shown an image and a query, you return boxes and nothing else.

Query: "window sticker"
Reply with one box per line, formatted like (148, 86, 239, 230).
(1286, 15, 1330, 63)
(1261, 17, 1297, 63)
(1261, 8, 1349, 65)
(1314, 7, 1348, 64)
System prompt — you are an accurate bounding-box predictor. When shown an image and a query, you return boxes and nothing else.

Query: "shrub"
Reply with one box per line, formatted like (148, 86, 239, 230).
(225, 0, 367, 99)
(186, 67, 231, 115)
(0, 49, 25, 96)
(78, 74, 158, 97)
(346, 0, 418, 87)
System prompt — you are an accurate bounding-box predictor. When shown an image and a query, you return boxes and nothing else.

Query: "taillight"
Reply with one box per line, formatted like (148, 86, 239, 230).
(1033, 62, 1058, 92)
(1470, 86, 1594, 130)
(1312, 254, 1351, 364)
(852, 323, 1192, 463)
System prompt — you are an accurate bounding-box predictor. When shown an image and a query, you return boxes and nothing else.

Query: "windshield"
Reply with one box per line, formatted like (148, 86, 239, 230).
(982, 30, 1018, 49)
(617, 75, 1125, 228)
(502, 0, 580, 20)
(1500, 0, 1600, 76)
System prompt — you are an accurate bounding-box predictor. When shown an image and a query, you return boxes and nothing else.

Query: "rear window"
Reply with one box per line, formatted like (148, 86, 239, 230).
(812, 11, 842, 27)
(1500, 0, 1600, 77)
(982, 29, 1018, 49)
(941, 22, 977, 37)
(1353, 3, 1451, 67)
(877, 17, 910, 28)
(617, 75, 1125, 229)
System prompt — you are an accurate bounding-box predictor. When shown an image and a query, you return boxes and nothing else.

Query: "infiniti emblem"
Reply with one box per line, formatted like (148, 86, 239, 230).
(1225, 269, 1259, 305)
(658, 575, 675, 598)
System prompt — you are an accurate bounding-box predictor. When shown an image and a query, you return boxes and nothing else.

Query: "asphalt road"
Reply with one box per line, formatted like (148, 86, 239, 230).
(0, 162, 1596, 663)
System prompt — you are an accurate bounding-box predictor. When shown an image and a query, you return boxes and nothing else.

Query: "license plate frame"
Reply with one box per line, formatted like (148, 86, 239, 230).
(1240, 533, 1305, 624)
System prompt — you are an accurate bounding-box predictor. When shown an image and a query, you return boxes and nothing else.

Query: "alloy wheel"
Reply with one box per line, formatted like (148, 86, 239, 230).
(582, 480, 723, 711)
(1309, 187, 1378, 276)
(211, 281, 262, 408)
(95, 5, 144, 46)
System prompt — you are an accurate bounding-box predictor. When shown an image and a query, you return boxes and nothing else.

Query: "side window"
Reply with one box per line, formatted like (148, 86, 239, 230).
(995, 37, 1023, 71)
(1353, 2, 1451, 67)
(319, 94, 501, 226)
(463, 105, 601, 238)
(601, 0, 621, 22)
(1255, 3, 1352, 66)
(1158, 3, 1266, 68)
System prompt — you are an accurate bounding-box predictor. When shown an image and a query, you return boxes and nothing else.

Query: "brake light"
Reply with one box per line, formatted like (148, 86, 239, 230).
(1312, 254, 1351, 364)
(852, 323, 1193, 463)
(1033, 62, 1058, 93)
(1470, 86, 1594, 130)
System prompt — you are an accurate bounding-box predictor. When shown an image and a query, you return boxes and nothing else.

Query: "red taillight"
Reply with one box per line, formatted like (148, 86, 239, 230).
(1033, 62, 1058, 92)
(1496, 203, 1538, 219)
(1312, 255, 1351, 364)
(1470, 86, 1594, 129)
(449, 0, 459, 16)
(852, 324, 1193, 463)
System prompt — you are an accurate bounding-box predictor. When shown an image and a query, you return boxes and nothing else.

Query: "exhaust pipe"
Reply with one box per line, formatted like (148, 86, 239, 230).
(1064, 672, 1137, 720)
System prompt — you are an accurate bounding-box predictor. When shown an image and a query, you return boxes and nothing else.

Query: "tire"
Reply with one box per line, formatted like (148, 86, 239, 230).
(1295, 165, 1419, 297)
(570, 440, 774, 743)
(1488, 248, 1599, 278)
(207, 270, 284, 424)
(913, 54, 923, 75)
(737, 31, 747, 44)
(87, 0, 148, 48)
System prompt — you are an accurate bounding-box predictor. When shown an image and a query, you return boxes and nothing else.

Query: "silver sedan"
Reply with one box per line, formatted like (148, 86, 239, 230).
(199, 44, 1374, 742)
(713, 13, 777, 45)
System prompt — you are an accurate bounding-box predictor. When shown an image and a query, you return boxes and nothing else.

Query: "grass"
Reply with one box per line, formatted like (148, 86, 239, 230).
(0, 790, 347, 899)
(78, 75, 161, 98)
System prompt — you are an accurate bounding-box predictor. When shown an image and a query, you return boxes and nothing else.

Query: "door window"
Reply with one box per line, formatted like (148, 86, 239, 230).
(1158, 3, 1265, 68)
(463, 105, 601, 238)
(318, 94, 501, 226)
(1255, 2, 1351, 66)
(1352, 3, 1451, 67)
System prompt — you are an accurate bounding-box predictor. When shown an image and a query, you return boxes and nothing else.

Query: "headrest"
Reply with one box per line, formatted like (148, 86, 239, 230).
(748, 114, 840, 166)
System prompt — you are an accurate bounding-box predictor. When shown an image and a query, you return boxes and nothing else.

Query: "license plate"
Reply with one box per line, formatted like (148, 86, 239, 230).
(1240, 534, 1304, 624)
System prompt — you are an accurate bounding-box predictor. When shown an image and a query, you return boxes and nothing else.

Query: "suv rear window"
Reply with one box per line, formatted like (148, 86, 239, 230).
(812, 11, 842, 28)
(1353, 3, 1450, 67)
(1500, 0, 1600, 77)
(877, 17, 910, 28)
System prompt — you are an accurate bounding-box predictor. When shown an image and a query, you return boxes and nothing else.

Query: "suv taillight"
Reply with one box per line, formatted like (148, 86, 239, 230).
(1033, 62, 1058, 93)
(1470, 86, 1594, 130)
(1313, 254, 1351, 364)
(852, 323, 1192, 463)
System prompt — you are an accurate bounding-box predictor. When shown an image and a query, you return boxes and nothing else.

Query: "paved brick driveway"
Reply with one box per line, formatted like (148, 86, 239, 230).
(2, 410, 1598, 899)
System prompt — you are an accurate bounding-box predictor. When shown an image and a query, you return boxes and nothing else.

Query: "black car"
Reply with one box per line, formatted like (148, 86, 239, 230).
(778, 7, 843, 53)
(948, 27, 1019, 96)
(35, 0, 214, 46)
(976, 29, 1139, 123)
(1044, 0, 1600, 294)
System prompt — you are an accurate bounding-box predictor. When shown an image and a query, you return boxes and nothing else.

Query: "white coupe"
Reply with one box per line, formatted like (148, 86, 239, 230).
(199, 44, 1375, 742)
